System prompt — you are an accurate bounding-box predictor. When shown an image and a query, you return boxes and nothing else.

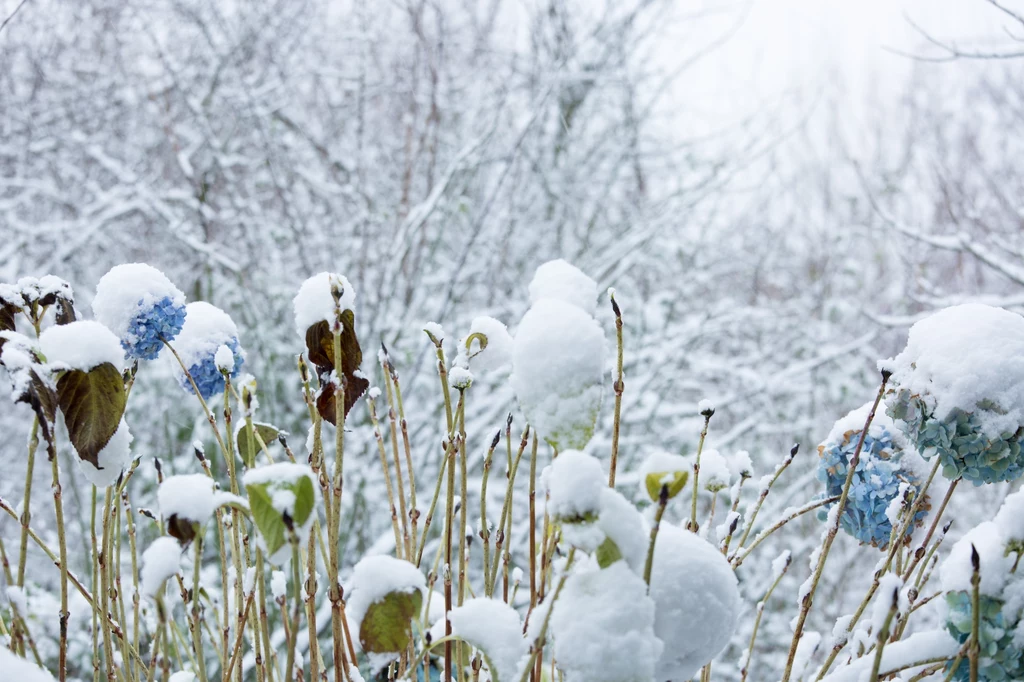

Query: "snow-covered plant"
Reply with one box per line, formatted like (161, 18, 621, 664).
(92, 263, 187, 361)
(817, 404, 929, 548)
(884, 304, 1024, 486)
(171, 301, 245, 400)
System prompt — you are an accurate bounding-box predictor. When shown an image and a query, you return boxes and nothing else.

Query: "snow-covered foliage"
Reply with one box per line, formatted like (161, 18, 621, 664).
(171, 301, 245, 400)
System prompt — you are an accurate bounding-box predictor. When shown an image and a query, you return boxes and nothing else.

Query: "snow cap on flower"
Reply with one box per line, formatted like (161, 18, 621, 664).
(293, 272, 355, 338)
(171, 302, 245, 400)
(511, 298, 604, 450)
(817, 403, 929, 549)
(93, 263, 186, 360)
(528, 259, 598, 316)
(884, 304, 1024, 486)
(544, 450, 605, 522)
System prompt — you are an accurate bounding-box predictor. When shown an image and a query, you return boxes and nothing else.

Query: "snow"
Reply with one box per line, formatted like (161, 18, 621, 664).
(638, 451, 688, 500)
(883, 304, 1024, 436)
(242, 463, 318, 564)
(343, 554, 426, 645)
(38, 320, 125, 372)
(730, 450, 753, 478)
(819, 630, 960, 682)
(771, 550, 792, 579)
(700, 448, 730, 492)
(511, 298, 605, 450)
(168, 673, 197, 682)
(527, 259, 598, 316)
(994, 488, 1024, 542)
(171, 301, 243, 371)
(271, 571, 287, 600)
(870, 574, 905, 635)
(141, 536, 182, 597)
(940, 521, 1012, 596)
(292, 272, 355, 337)
(423, 321, 445, 341)
(79, 417, 133, 488)
(0, 648, 56, 682)
(6, 585, 27, 614)
(511, 567, 524, 584)
(214, 344, 234, 373)
(550, 561, 662, 682)
(92, 263, 185, 339)
(158, 474, 219, 525)
(596, 488, 649, 574)
(448, 598, 525, 682)
(649, 524, 740, 681)
(456, 316, 514, 373)
(698, 398, 716, 415)
(791, 631, 821, 680)
(448, 366, 473, 389)
(544, 450, 605, 521)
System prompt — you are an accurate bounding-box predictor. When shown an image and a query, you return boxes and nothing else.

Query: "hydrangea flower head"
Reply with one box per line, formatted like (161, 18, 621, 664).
(888, 389, 1024, 486)
(817, 405, 929, 549)
(944, 591, 1024, 682)
(93, 263, 187, 360)
(882, 304, 1024, 486)
(171, 302, 245, 401)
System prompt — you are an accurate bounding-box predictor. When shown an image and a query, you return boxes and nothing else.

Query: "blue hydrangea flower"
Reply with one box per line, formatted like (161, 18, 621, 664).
(178, 338, 244, 401)
(945, 591, 1024, 681)
(887, 389, 1024, 486)
(817, 425, 929, 549)
(121, 295, 186, 360)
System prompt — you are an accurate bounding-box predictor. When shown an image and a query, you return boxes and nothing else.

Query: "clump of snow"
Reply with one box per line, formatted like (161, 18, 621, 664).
(423, 321, 445, 341)
(638, 451, 689, 501)
(6, 585, 27, 614)
(158, 474, 219, 525)
(141, 536, 182, 597)
(214, 345, 234, 373)
(242, 463, 318, 564)
(456, 316, 514, 372)
(870, 574, 906, 636)
(649, 524, 741, 680)
(168, 673, 197, 682)
(448, 366, 473, 389)
(0, 649, 56, 682)
(511, 298, 604, 450)
(92, 263, 187, 360)
(884, 304, 1024, 432)
(528, 259, 598, 316)
(700, 449, 730, 492)
(791, 631, 822, 681)
(940, 521, 1012, 596)
(544, 450, 605, 522)
(271, 571, 287, 600)
(994, 489, 1024, 543)
(292, 272, 355, 338)
(448, 598, 525, 682)
(698, 398, 716, 415)
(550, 561, 662, 682)
(79, 418, 134, 488)
(730, 450, 753, 478)
(595, 488, 648, 574)
(39, 320, 125, 373)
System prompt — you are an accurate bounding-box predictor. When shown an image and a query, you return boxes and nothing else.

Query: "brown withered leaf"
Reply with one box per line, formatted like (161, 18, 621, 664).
(56, 363, 127, 468)
(304, 311, 368, 423)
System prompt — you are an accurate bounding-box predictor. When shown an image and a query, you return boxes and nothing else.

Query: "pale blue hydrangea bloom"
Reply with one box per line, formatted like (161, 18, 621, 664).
(179, 338, 244, 400)
(945, 591, 1024, 681)
(817, 425, 928, 549)
(888, 389, 1024, 486)
(122, 295, 186, 360)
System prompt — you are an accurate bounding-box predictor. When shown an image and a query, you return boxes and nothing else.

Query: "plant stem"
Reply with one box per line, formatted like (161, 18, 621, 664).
(643, 486, 669, 587)
(969, 545, 981, 682)
(608, 291, 624, 488)
(739, 554, 790, 682)
(867, 585, 900, 682)
(51, 443, 70, 682)
(688, 411, 713, 532)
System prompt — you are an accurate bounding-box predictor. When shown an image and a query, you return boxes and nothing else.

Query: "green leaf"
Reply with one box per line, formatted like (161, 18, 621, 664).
(56, 363, 127, 469)
(292, 474, 315, 528)
(595, 536, 623, 568)
(645, 469, 688, 503)
(247, 483, 287, 558)
(236, 422, 280, 467)
(359, 589, 422, 654)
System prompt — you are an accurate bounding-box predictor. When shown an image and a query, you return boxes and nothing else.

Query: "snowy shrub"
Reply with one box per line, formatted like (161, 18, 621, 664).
(817, 403, 929, 548)
(4, 263, 1024, 682)
(885, 304, 1024, 486)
